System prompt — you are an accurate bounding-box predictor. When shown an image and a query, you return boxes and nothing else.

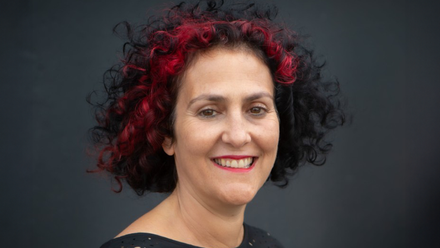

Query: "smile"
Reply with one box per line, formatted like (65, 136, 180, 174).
(213, 157, 254, 169)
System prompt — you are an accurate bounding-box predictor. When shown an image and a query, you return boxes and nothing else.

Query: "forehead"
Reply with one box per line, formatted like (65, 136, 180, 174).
(178, 48, 274, 100)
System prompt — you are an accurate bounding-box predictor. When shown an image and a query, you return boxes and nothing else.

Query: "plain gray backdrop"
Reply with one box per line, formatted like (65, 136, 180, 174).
(1, 0, 439, 247)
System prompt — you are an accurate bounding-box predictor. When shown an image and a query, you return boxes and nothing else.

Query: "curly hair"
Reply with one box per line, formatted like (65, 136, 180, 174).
(89, 0, 346, 195)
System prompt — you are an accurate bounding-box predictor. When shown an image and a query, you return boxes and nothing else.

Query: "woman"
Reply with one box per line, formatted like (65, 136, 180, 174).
(90, 1, 345, 247)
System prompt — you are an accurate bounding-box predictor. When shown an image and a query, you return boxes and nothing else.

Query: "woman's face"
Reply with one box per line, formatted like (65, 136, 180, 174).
(163, 48, 279, 207)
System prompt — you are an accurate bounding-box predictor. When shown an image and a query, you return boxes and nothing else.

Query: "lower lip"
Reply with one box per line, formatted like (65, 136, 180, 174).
(211, 158, 256, 172)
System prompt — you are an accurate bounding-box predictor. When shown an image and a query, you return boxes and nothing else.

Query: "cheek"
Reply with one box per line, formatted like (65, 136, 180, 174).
(175, 119, 219, 155)
(257, 118, 280, 150)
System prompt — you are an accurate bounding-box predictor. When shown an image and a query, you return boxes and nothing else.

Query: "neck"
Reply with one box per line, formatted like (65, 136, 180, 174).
(162, 185, 246, 248)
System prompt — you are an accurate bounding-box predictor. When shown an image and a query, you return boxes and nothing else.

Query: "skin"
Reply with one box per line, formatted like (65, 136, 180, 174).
(117, 48, 280, 248)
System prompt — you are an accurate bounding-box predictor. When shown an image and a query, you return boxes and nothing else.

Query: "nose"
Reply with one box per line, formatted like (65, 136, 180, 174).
(221, 111, 251, 148)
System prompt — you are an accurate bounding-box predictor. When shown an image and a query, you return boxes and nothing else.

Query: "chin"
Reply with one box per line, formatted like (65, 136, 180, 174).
(219, 184, 259, 206)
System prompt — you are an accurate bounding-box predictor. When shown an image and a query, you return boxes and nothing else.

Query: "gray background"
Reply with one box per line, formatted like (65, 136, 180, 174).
(1, 0, 439, 247)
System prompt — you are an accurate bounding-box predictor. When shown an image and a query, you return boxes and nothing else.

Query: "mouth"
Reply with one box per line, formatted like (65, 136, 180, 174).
(212, 157, 255, 169)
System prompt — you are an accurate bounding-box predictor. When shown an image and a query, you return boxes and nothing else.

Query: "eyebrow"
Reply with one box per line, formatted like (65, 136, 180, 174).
(187, 92, 274, 108)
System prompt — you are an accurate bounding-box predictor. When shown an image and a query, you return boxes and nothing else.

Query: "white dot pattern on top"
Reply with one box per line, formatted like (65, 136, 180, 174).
(100, 223, 284, 248)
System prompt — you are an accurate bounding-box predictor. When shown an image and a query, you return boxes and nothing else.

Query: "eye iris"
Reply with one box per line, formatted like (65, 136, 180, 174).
(202, 109, 214, 116)
(250, 107, 261, 114)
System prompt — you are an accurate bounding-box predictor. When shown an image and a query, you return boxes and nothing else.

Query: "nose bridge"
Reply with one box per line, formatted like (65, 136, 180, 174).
(222, 108, 251, 147)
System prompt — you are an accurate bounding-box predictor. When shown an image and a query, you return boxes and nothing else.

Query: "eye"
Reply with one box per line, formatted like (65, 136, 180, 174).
(249, 106, 266, 116)
(199, 108, 217, 118)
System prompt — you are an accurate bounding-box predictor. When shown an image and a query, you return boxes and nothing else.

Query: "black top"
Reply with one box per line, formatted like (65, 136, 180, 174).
(100, 223, 284, 248)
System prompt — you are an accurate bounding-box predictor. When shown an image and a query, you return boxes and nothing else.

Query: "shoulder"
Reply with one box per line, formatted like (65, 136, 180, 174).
(243, 223, 285, 248)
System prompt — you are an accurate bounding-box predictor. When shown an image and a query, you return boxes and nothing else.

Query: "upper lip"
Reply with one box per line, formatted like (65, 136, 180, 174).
(211, 155, 255, 159)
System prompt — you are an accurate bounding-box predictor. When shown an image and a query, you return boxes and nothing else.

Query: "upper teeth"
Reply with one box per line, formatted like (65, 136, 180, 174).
(213, 158, 254, 168)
